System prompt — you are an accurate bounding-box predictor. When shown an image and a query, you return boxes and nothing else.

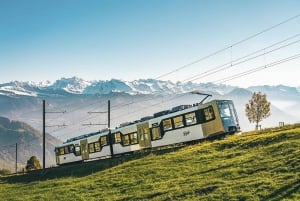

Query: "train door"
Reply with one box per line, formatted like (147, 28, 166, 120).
(137, 122, 152, 148)
(55, 148, 60, 165)
(80, 139, 89, 160)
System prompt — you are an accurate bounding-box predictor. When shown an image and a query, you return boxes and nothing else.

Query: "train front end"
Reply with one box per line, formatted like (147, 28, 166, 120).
(216, 100, 240, 134)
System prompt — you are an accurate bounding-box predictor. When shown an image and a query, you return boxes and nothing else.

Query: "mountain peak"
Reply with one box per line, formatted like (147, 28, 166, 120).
(51, 77, 92, 94)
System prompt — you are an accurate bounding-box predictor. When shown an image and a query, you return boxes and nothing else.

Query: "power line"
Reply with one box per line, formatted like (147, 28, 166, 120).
(181, 33, 300, 83)
(186, 36, 300, 83)
(155, 13, 300, 80)
(214, 53, 300, 83)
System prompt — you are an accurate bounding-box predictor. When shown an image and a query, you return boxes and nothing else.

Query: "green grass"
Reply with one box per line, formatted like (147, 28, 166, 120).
(1, 125, 300, 201)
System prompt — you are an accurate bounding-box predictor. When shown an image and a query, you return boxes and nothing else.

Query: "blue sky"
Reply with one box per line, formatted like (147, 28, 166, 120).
(1, 0, 300, 87)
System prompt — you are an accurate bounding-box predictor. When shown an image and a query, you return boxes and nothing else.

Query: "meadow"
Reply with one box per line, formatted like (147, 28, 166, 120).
(0, 125, 299, 201)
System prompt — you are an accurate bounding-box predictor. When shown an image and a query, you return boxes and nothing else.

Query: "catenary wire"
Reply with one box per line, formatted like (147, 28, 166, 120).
(154, 13, 300, 80)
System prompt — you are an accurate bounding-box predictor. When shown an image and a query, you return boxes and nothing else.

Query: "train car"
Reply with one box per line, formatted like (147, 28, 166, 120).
(54, 99, 240, 165)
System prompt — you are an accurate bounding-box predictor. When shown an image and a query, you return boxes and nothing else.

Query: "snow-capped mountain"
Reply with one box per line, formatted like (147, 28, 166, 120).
(0, 76, 299, 141)
(0, 77, 235, 97)
(51, 77, 91, 94)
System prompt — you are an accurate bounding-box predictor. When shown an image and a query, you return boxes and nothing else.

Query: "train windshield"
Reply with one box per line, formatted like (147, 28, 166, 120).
(217, 100, 240, 133)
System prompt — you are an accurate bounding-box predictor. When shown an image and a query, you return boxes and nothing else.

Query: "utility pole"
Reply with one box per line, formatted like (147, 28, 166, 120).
(84, 100, 114, 157)
(42, 100, 66, 170)
(43, 100, 45, 170)
(15, 143, 17, 174)
(108, 100, 114, 157)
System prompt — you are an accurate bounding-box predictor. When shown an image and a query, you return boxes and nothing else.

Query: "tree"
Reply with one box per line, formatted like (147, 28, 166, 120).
(245, 92, 271, 130)
(0, 168, 11, 175)
(25, 156, 42, 171)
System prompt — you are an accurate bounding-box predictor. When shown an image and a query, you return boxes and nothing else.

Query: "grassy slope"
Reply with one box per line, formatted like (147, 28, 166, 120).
(0, 126, 299, 201)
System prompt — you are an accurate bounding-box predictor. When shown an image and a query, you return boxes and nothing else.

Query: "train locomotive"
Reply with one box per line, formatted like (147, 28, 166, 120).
(55, 99, 240, 165)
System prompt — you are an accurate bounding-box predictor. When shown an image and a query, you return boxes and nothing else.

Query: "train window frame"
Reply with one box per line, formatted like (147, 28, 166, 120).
(122, 134, 130, 146)
(94, 142, 101, 152)
(114, 132, 121, 143)
(64, 146, 70, 154)
(89, 143, 95, 153)
(59, 147, 65, 155)
(173, 116, 184, 128)
(185, 112, 197, 125)
(100, 136, 108, 146)
(130, 132, 138, 144)
(69, 144, 74, 153)
(75, 145, 81, 156)
(204, 106, 215, 121)
(55, 148, 59, 156)
(162, 118, 173, 131)
(151, 125, 162, 140)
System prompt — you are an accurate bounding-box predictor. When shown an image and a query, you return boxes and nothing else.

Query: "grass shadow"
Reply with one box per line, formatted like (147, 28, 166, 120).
(0, 146, 184, 184)
(262, 179, 300, 201)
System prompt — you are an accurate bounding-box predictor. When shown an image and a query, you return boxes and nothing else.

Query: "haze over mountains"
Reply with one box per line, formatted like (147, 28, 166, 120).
(0, 77, 299, 170)
(0, 116, 60, 171)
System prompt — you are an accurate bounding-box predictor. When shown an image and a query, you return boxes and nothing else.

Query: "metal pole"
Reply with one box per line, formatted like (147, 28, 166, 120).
(43, 100, 46, 169)
(108, 100, 114, 157)
(15, 143, 17, 173)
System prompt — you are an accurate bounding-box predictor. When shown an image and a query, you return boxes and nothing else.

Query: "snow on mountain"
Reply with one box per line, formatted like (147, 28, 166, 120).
(0, 77, 299, 100)
(50, 77, 92, 94)
(0, 77, 234, 97)
(0, 81, 38, 97)
(84, 79, 132, 94)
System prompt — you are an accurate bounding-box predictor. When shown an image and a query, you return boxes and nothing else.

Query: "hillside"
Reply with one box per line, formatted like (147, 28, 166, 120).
(0, 125, 299, 200)
(0, 117, 61, 171)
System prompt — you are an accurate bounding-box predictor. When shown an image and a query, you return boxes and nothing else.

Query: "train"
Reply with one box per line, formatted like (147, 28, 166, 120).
(54, 99, 240, 165)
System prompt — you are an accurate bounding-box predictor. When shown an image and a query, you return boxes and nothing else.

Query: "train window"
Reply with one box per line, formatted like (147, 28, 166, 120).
(114, 132, 121, 143)
(55, 148, 59, 156)
(64, 146, 70, 154)
(204, 107, 215, 121)
(163, 119, 172, 131)
(151, 127, 161, 140)
(173, 116, 184, 128)
(89, 143, 95, 153)
(69, 145, 74, 153)
(130, 133, 138, 144)
(100, 136, 108, 146)
(75, 145, 81, 156)
(123, 135, 130, 146)
(94, 142, 101, 152)
(59, 147, 65, 155)
(185, 112, 197, 125)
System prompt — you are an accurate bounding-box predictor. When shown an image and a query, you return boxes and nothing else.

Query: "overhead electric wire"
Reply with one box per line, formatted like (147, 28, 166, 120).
(186, 37, 300, 83)
(182, 33, 300, 83)
(155, 13, 300, 80)
(214, 53, 300, 84)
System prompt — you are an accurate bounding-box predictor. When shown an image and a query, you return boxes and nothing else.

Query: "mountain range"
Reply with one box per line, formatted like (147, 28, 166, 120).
(0, 77, 299, 171)
(0, 77, 238, 96)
